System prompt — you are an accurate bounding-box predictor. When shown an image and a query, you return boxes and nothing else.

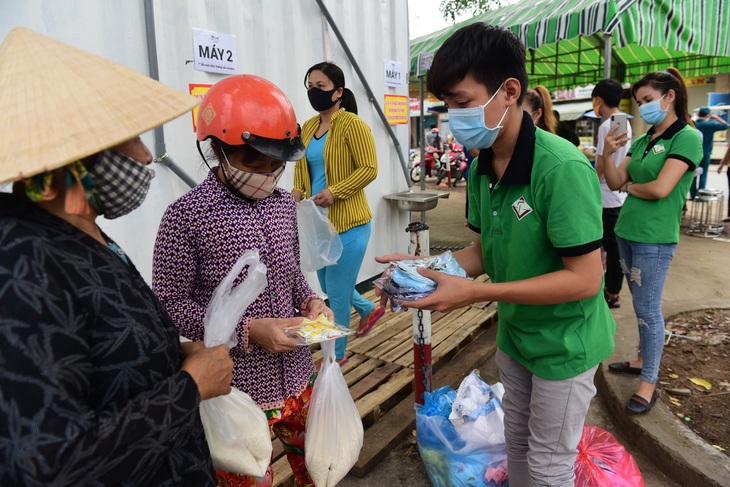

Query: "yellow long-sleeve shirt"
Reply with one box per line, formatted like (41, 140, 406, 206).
(293, 109, 378, 233)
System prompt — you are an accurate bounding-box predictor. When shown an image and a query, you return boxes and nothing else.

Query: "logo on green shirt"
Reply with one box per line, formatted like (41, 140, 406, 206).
(512, 196, 533, 220)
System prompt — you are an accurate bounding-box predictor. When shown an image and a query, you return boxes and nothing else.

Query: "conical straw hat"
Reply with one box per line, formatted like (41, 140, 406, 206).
(0, 27, 199, 184)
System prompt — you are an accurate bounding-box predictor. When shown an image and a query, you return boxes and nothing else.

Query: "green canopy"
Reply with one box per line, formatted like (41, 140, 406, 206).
(410, 0, 730, 90)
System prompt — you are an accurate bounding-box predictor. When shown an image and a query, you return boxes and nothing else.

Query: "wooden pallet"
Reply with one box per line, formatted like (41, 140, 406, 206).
(272, 279, 498, 486)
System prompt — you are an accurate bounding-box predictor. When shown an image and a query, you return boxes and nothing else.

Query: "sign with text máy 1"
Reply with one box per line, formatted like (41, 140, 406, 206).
(192, 28, 237, 75)
(384, 94, 408, 125)
(189, 84, 212, 132)
(384, 60, 403, 87)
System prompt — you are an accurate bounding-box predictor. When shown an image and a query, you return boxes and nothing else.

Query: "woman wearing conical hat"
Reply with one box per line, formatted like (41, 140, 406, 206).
(0, 28, 232, 485)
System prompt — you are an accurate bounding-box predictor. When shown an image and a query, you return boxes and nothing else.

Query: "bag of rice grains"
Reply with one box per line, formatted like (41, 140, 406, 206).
(305, 341, 363, 486)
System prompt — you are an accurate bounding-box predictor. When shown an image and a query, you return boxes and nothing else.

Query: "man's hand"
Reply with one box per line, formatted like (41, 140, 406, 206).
(181, 344, 234, 401)
(249, 317, 304, 353)
(374, 253, 416, 309)
(401, 268, 478, 312)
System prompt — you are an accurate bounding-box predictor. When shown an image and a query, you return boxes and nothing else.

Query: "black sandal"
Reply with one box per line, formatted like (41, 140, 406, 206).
(604, 292, 620, 309)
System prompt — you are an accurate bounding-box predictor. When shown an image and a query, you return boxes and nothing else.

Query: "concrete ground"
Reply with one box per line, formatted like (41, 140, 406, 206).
(339, 169, 730, 486)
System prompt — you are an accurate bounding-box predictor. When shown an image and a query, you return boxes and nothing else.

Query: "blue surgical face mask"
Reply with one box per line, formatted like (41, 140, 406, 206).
(639, 94, 669, 126)
(448, 82, 508, 150)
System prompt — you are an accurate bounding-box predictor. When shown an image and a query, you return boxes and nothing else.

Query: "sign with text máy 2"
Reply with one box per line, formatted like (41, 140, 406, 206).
(189, 84, 212, 132)
(384, 60, 403, 87)
(192, 28, 237, 75)
(384, 94, 408, 125)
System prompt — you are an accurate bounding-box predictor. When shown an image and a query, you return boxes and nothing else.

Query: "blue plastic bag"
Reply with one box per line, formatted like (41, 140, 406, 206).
(416, 372, 509, 487)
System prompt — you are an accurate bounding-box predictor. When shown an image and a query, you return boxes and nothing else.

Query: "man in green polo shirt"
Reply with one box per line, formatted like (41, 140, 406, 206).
(378, 24, 615, 486)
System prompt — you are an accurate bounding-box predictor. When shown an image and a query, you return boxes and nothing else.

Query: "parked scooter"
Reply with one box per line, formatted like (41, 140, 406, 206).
(410, 146, 440, 183)
(436, 143, 467, 187)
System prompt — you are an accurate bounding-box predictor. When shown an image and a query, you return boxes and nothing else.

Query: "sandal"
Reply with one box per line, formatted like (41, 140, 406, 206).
(604, 292, 620, 309)
(355, 307, 385, 338)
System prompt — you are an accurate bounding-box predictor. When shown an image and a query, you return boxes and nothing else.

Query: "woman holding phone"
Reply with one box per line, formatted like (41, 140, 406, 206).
(601, 68, 702, 415)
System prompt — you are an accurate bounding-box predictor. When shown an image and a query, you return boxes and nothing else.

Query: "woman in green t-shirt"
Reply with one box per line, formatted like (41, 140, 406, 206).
(601, 68, 702, 415)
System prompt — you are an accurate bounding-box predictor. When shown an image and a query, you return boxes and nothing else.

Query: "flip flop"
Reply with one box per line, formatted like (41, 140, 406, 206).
(355, 307, 385, 338)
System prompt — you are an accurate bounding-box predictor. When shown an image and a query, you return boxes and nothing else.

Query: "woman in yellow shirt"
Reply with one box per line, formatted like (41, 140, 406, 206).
(293, 62, 381, 363)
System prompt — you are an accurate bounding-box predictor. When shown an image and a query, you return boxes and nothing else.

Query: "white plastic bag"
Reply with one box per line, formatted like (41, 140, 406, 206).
(305, 341, 363, 486)
(449, 371, 505, 450)
(199, 250, 272, 477)
(297, 198, 342, 272)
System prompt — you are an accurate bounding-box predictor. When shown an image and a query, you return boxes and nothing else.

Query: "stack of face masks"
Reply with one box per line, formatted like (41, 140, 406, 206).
(375, 251, 468, 312)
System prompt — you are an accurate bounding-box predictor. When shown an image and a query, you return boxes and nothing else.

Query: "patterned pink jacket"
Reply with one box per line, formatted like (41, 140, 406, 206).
(152, 172, 315, 410)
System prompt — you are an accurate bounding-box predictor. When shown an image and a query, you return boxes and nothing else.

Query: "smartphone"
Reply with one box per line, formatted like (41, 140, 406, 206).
(610, 113, 628, 134)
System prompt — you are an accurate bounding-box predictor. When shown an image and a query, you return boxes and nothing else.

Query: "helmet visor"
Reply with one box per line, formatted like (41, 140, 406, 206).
(242, 128, 306, 162)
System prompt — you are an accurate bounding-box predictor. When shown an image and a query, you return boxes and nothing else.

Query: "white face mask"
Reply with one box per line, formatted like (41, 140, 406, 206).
(448, 82, 508, 150)
(221, 148, 284, 200)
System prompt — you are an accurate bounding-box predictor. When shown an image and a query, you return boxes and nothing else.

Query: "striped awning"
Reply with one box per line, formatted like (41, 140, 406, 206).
(410, 0, 730, 91)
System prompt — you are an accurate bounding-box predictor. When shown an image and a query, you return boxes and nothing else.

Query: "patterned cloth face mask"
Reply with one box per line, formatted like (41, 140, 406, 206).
(221, 149, 285, 200)
(448, 81, 508, 150)
(639, 94, 669, 126)
(89, 149, 155, 219)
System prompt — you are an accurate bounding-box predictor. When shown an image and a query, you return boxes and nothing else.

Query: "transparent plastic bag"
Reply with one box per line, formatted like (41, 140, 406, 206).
(297, 198, 343, 272)
(200, 250, 272, 477)
(305, 340, 364, 487)
(575, 426, 645, 487)
(283, 314, 354, 345)
(374, 251, 469, 312)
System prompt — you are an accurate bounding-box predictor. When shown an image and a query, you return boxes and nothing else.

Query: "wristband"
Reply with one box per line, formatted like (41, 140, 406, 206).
(300, 294, 323, 312)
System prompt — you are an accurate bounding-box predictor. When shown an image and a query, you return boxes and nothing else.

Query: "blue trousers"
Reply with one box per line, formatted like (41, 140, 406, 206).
(616, 237, 676, 384)
(317, 221, 372, 360)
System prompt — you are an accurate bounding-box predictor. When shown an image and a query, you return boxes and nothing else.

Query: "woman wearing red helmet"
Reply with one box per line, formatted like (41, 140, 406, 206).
(152, 74, 332, 486)
(292, 62, 381, 363)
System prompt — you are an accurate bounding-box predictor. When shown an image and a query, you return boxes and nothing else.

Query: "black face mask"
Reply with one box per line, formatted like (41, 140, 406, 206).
(307, 87, 340, 112)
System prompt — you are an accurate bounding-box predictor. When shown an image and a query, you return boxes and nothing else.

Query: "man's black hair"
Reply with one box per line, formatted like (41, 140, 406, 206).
(591, 79, 623, 108)
(427, 23, 528, 104)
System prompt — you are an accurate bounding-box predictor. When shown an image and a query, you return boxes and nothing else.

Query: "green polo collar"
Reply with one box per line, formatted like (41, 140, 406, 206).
(477, 111, 536, 185)
(645, 118, 686, 141)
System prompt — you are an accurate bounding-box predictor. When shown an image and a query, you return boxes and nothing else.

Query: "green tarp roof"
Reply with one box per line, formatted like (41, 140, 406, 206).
(410, 0, 730, 91)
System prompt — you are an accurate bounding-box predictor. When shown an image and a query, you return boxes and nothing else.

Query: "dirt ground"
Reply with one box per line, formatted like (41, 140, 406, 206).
(661, 308, 730, 457)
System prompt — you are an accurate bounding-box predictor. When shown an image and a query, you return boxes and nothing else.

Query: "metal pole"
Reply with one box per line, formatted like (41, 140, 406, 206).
(408, 222, 432, 405)
(315, 0, 411, 188)
(604, 32, 613, 80)
(419, 75, 427, 221)
(144, 0, 197, 190)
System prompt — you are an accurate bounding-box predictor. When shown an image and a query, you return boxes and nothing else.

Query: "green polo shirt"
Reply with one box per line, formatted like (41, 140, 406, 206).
(468, 113, 615, 380)
(615, 121, 701, 244)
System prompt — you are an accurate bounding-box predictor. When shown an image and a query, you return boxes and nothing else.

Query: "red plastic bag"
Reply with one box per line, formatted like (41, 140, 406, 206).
(574, 426, 645, 487)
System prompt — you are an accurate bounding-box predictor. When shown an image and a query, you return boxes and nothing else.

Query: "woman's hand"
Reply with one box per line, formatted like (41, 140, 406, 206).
(305, 299, 334, 321)
(374, 253, 416, 309)
(249, 317, 303, 353)
(312, 188, 334, 208)
(603, 125, 630, 158)
(292, 190, 304, 202)
(180, 344, 234, 400)
(180, 340, 205, 358)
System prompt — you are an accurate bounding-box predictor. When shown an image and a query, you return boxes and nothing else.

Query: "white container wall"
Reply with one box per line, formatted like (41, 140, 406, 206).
(2, 0, 412, 289)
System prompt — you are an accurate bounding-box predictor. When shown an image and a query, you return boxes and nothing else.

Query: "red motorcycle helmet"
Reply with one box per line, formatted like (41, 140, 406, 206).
(196, 74, 305, 161)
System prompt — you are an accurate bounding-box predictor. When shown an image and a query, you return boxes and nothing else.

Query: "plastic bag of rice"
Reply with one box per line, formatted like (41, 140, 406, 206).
(200, 388, 272, 476)
(305, 341, 363, 486)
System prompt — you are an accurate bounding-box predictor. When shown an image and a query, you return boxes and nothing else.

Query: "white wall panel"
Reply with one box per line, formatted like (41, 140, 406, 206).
(2, 0, 412, 289)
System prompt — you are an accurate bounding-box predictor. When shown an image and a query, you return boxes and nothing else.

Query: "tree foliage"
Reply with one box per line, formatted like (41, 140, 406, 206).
(439, 0, 512, 22)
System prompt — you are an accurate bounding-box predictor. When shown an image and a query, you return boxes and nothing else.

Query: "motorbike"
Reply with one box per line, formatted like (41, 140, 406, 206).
(409, 146, 440, 183)
(436, 143, 467, 187)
